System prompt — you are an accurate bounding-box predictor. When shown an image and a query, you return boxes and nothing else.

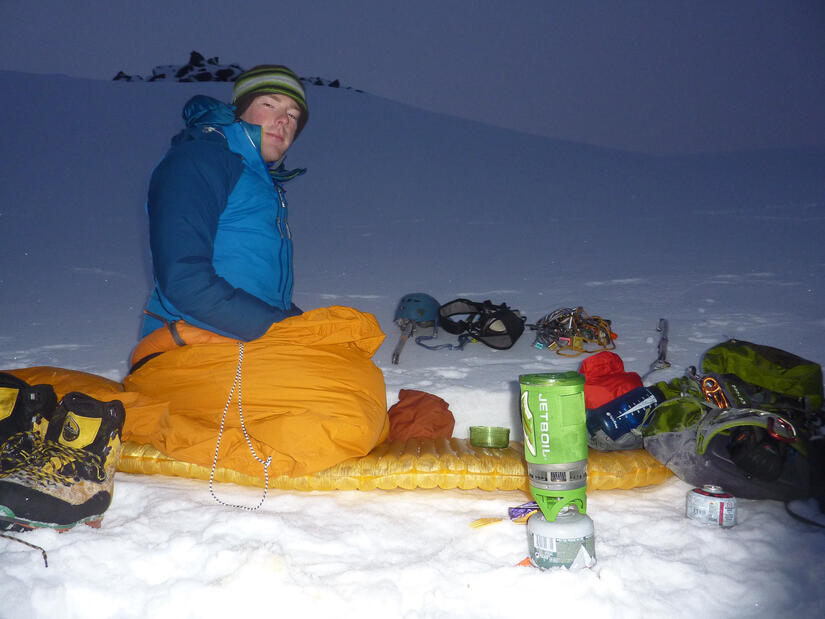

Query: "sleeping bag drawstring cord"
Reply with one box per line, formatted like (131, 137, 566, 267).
(209, 342, 272, 510)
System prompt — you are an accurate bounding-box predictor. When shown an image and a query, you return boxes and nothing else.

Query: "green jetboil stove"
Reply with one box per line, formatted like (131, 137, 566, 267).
(519, 372, 588, 521)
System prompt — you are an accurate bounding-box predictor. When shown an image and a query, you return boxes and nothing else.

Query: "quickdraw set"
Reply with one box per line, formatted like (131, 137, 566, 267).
(527, 307, 616, 357)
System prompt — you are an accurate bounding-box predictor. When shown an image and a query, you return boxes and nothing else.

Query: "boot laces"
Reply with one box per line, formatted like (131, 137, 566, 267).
(11, 439, 106, 486)
(0, 431, 41, 475)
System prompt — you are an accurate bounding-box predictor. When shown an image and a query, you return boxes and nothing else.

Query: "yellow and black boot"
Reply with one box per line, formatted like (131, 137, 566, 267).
(0, 372, 57, 475)
(0, 391, 125, 531)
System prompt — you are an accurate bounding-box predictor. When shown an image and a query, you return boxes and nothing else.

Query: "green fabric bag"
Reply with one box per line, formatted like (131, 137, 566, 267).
(643, 396, 707, 437)
(650, 338, 823, 433)
(701, 339, 823, 411)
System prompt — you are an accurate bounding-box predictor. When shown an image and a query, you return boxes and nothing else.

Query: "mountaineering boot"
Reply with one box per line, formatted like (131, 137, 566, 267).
(0, 372, 58, 474)
(0, 391, 126, 531)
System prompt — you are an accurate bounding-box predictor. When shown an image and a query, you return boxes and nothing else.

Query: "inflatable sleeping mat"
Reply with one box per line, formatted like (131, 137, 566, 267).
(6, 321, 671, 493)
(6, 364, 670, 492)
(116, 437, 671, 492)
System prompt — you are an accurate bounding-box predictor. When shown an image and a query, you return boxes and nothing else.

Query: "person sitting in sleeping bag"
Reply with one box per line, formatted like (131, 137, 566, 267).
(138, 64, 308, 355)
(1, 67, 388, 484)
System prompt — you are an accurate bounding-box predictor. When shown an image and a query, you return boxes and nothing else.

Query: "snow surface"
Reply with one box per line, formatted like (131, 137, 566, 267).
(1, 70, 824, 618)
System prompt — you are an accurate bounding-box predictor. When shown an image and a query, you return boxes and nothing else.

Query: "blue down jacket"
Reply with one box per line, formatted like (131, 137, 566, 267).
(140, 95, 306, 341)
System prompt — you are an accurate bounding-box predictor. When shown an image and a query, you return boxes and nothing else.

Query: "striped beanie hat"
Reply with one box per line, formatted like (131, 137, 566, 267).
(232, 65, 308, 134)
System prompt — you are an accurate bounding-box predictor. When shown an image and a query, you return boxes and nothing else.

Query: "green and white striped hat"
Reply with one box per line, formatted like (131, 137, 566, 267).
(232, 65, 308, 132)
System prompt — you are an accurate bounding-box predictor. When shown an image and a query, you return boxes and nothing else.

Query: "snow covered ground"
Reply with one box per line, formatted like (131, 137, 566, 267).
(1, 70, 824, 618)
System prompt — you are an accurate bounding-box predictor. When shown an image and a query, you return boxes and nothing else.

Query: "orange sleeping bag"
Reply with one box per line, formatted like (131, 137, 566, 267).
(10, 306, 390, 479)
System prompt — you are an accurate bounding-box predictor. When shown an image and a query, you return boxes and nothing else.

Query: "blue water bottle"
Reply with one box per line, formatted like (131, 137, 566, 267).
(586, 386, 664, 440)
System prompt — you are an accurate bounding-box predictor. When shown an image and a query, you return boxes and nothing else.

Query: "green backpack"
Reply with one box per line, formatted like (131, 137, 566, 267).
(701, 339, 822, 412)
(643, 339, 824, 502)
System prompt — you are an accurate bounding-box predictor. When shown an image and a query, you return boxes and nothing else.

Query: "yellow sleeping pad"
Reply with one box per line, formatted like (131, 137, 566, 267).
(117, 438, 671, 492)
(5, 360, 673, 492)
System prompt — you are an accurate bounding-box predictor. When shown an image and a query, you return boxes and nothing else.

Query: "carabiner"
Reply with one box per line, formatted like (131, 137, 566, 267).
(700, 376, 730, 409)
(767, 416, 797, 443)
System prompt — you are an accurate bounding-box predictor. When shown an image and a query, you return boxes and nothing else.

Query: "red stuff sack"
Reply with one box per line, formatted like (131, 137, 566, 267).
(579, 351, 642, 409)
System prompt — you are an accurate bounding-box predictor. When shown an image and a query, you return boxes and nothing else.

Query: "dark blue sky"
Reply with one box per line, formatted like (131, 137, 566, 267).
(2, 0, 823, 154)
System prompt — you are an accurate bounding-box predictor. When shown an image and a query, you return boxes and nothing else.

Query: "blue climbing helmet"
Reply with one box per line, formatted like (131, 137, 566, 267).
(391, 293, 440, 364)
(394, 293, 440, 327)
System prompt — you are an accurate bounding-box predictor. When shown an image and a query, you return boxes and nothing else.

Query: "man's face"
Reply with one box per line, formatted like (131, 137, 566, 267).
(240, 94, 302, 163)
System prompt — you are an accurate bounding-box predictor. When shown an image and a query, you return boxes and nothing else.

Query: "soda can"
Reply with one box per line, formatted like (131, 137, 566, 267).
(686, 485, 736, 527)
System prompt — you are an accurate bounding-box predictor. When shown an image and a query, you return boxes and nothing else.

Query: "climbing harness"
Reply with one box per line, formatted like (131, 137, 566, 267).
(420, 298, 526, 351)
(210, 341, 272, 510)
(528, 307, 615, 357)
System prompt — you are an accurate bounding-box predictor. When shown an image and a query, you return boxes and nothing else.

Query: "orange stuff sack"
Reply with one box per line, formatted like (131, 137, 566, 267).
(579, 351, 643, 409)
(387, 389, 455, 441)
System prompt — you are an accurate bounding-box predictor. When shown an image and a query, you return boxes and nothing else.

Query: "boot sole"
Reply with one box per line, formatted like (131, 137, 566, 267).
(0, 506, 103, 532)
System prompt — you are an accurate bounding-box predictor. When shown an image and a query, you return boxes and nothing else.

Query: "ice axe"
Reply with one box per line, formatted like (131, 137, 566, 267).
(391, 320, 415, 365)
(641, 318, 671, 381)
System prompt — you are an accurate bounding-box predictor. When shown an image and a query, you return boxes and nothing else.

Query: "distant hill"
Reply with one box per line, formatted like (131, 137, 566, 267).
(113, 50, 362, 92)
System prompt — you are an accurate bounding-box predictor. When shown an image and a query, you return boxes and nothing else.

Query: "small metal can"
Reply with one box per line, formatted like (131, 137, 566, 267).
(686, 484, 736, 527)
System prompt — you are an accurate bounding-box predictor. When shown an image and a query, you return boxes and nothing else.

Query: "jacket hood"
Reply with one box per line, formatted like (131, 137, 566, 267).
(183, 95, 237, 127)
(171, 95, 306, 180)
(169, 95, 234, 148)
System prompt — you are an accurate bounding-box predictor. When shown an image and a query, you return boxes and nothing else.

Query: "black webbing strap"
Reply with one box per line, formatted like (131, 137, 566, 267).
(129, 311, 189, 373)
(143, 310, 187, 346)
